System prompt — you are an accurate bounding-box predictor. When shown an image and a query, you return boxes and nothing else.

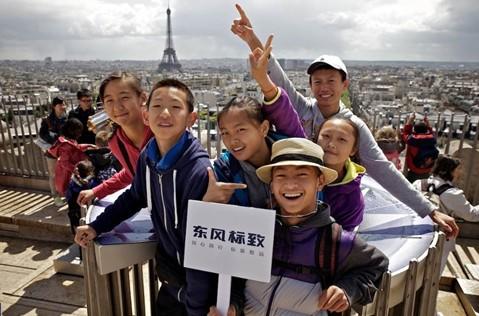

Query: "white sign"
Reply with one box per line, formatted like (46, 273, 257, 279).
(184, 200, 276, 282)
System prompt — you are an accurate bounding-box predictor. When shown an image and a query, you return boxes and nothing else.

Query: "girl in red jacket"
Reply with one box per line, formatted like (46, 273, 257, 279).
(47, 118, 95, 196)
(77, 72, 154, 205)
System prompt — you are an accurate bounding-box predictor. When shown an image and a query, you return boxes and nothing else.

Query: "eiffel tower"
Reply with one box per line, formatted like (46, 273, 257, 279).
(158, 5, 182, 73)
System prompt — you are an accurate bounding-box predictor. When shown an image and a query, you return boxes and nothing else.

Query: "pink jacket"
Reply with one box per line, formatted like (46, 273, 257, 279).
(92, 126, 154, 199)
(47, 137, 91, 196)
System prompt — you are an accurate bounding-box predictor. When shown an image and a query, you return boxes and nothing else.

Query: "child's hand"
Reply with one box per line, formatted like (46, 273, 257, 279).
(231, 4, 258, 48)
(74, 225, 97, 248)
(407, 112, 416, 125)
(208, 305, 236, 316)
(249, 35, 273, 83)
(429, 210, 459, 239)
(202, 167, 247, 203)
(424, 115, 430, 127)
(317, 285, 349, 313)
(77, 189, 96, 206)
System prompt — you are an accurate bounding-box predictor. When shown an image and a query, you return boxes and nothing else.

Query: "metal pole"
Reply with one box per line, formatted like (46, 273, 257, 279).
(464, 123, 478, 198)
(215, 102, 222, 159)
(444, 113, 454, 155)
(459, 115, 469, 152)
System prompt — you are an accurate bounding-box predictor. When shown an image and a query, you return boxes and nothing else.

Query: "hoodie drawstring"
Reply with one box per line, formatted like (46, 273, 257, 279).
(173, 169, 178, 229)
(146, 165, 152, 213)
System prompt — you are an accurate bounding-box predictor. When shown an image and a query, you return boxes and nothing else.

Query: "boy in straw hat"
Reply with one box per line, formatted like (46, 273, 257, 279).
(245, 138, 388, 315)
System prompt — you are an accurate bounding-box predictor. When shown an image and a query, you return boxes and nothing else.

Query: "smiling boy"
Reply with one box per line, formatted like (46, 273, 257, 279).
(74, 79, 219, 315)
(245, 138, 388, 315)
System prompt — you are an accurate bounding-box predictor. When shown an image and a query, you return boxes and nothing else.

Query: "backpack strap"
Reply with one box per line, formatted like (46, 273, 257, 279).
(317, 223, 342, 287)
(46, 116, 53, 130)
(427, 183, 453, 196)
(270, 222, 342, 288)
(117, 139, 135, 175)
(271, 259, 322, 276)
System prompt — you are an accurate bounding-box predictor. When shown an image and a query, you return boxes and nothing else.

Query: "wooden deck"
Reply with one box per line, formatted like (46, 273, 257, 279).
(440, 237, 479, 315)
(0, 186, 72, 243)
(0, 187, 86, 315)
(0, 236, 87, 315)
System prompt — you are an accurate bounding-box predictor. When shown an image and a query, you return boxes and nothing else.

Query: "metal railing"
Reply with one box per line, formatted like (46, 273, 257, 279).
(0, 95, 222, 181)
(2, 94, 479, 202)
(0, 95, 79, 178)
(0, 95, 461, 315)
(81, 228, 446, 316)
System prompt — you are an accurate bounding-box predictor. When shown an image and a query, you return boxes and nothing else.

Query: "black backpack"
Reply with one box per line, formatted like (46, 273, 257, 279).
(408, 136, 439, 169)
(413, 145, 439, 169)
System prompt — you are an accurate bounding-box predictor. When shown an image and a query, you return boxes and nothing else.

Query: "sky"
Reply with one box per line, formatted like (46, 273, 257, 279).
(0, 0, 478, 62)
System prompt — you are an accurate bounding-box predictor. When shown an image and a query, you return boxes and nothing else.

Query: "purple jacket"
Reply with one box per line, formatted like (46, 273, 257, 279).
(324, 159, 366, 231)
(267, 201, 388, 307)
(262, 87, 307, 138)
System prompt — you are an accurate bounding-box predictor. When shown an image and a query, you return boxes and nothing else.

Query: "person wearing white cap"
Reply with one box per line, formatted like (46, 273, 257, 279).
(230, 3, 458, 239)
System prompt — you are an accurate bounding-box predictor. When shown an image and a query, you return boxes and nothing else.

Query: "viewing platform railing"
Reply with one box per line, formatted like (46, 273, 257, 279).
(80, 200, 446, 316)
(0, 95, 472, 315)
(2, 97, 479, 204)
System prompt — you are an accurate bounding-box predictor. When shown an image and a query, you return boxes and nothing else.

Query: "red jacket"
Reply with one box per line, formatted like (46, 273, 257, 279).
(401, 123, 437, 174)
(47, 137, 91, 196)
(92, 125, 154, 200)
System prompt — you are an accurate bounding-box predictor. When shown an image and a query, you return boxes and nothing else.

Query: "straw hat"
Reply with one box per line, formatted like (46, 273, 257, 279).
(256, 138, 338, 184)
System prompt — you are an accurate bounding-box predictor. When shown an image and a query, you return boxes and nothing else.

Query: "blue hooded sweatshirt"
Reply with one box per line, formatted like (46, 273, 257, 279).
(89, 131, 217, 315)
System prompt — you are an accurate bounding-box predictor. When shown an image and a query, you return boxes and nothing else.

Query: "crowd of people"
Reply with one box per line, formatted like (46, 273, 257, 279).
(35, 4, 479, 315)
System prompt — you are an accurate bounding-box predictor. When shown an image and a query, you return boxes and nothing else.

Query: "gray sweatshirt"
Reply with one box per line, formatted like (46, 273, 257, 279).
(267, 55, 433, 217)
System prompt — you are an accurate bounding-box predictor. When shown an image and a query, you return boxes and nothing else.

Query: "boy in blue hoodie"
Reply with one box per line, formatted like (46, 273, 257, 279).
(74, 79, 219, 315)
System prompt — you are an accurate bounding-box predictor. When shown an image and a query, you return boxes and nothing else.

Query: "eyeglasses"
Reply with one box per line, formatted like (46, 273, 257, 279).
(80, 98, 93, 103)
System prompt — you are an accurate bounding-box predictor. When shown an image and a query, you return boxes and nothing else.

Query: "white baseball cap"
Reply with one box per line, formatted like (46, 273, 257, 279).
(306, 55, 348, 78)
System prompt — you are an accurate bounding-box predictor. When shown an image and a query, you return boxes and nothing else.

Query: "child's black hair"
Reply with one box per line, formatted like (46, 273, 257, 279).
(99, 71, 143, 102)
(77, 88, 92, 100)
(146, 78, 195, 112)
(50, 96, 64, 114)
(76, 160, 94, 179)
(431, 155, 461, 182)
(413, 122, 428, 134)
(61, 118, 83, 140)
(218, 96, 265, 126)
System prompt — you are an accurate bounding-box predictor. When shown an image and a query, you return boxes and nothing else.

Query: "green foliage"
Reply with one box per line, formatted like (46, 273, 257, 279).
(199, 110, 217, 123)
(341, 90, 351, 108)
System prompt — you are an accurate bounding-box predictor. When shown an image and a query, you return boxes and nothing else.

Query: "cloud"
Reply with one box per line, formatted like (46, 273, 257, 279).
(0, 0, 477, 61)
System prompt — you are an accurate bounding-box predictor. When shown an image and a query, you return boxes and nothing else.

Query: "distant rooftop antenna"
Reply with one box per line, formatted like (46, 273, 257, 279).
(158, 2, 182, 73)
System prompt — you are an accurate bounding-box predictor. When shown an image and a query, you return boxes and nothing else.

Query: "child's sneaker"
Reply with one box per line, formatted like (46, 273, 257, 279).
(54, 196, 66, 207)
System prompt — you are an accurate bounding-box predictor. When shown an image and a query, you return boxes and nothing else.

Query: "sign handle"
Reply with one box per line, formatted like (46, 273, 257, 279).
(216, 273, 231, 315)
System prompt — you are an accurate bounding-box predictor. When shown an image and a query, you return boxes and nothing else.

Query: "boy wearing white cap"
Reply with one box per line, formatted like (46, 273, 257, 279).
(243, 138, 388, 315)
(230, 4, 458, 239)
